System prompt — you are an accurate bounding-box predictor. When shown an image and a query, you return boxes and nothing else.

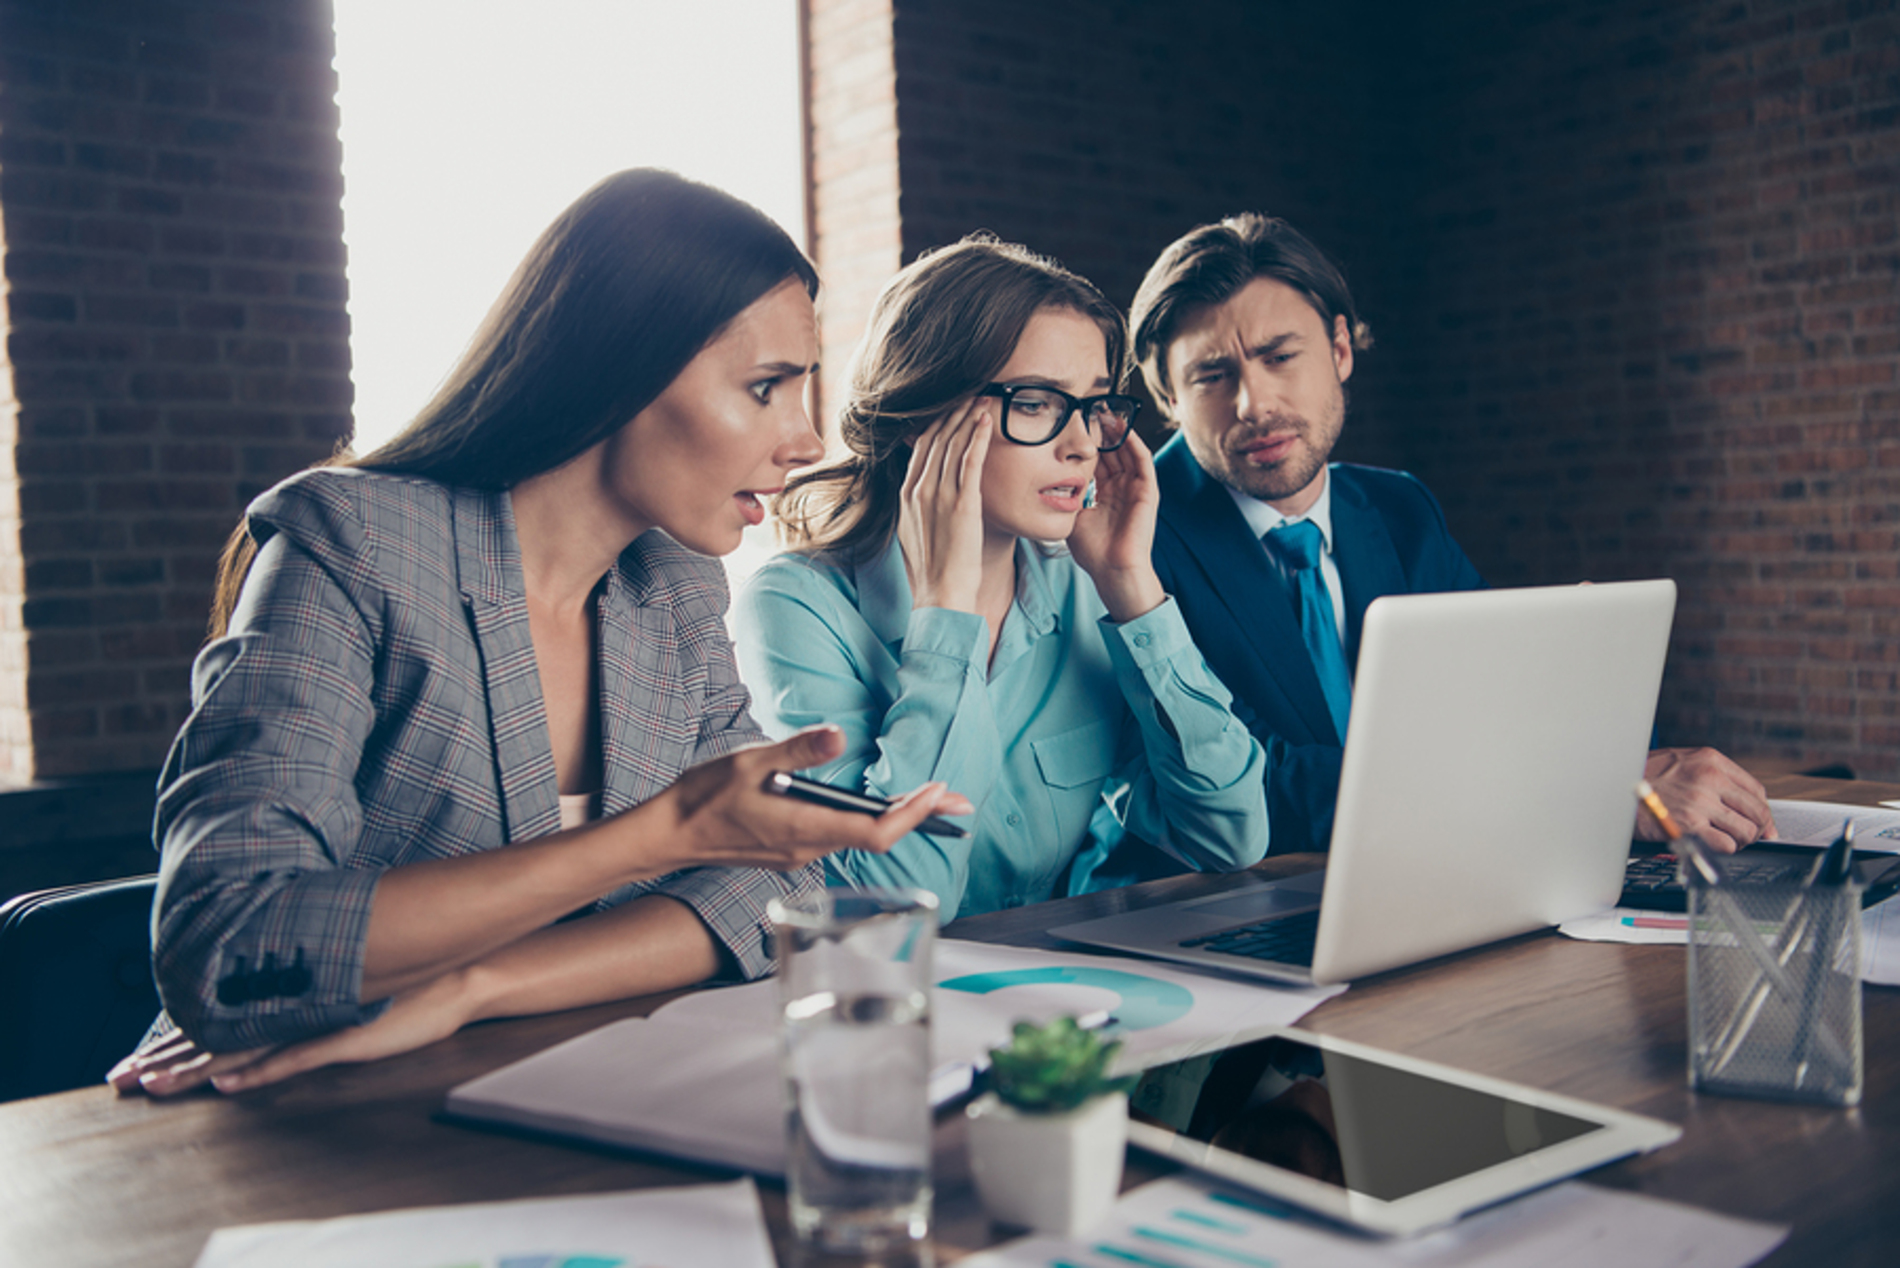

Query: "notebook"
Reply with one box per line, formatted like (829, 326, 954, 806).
(1051, 579, 1677, 985)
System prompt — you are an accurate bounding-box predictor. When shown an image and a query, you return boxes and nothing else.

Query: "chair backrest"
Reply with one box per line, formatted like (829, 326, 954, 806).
(0, 875, 160, 1103)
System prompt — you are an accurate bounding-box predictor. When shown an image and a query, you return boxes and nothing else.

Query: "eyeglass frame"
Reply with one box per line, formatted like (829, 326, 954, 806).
(976, 383, 1140, 452)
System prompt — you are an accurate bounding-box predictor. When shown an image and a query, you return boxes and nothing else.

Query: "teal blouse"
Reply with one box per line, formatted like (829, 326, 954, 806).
(732, 538, 1269, 920)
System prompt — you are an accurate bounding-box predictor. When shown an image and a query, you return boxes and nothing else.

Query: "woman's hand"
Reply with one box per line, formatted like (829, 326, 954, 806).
(1067, 429, 1165, 622)
(107, 1029, 273, 1098)
(109, 969, 483, 1097)
(897, 400, 993, 614)
(658, 725, 972, 871)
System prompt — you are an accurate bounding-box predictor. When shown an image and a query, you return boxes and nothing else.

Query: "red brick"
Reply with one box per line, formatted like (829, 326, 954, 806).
(0, 0, 351, 778)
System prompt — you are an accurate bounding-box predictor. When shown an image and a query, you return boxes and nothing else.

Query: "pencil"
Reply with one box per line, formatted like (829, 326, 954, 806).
(1634, 779, 1683, 841)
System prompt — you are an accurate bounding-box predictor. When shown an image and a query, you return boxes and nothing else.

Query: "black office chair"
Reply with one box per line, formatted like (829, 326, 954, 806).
(0, 875, 160, 1103)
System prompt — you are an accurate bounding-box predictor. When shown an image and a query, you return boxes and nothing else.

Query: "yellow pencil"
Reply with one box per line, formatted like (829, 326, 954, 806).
(1634, 779, 1683, 842)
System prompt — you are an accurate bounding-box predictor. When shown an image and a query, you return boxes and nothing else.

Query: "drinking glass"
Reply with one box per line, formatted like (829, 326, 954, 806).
(770, 888, 939, 1256)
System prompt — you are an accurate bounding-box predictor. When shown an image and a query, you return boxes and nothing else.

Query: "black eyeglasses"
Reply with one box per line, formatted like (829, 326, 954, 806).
(978, 383, 1139, 452)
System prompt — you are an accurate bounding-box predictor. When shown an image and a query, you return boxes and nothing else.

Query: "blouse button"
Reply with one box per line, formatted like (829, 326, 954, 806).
(1006, 812, 1023, 827)
(1132, 632, 1153, 648)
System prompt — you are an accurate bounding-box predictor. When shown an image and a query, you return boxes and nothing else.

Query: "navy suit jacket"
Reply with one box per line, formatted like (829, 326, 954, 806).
(1151, 434, 1485, 852)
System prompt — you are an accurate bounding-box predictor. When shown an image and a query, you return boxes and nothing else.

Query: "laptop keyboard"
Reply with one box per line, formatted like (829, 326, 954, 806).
(1180, 908, 1320, 966)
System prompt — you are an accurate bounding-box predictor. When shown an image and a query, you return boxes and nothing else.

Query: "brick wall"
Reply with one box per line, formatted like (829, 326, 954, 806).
(806, 0, 1420, 456)
(0, 0, 1892, 790)
(1392, 0, 1900, 777)
(803, 0, 1900, 780)
(805, 0, 903, 430)
(878, 0, 1421, 464)
(0, 0, 351, 780)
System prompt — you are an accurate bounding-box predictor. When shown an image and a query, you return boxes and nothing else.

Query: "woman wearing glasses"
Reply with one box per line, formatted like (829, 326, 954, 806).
(734, 237, 1268, 920)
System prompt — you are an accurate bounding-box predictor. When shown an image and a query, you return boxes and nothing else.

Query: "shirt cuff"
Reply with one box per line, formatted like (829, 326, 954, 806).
(1098, 595, 1194, 670)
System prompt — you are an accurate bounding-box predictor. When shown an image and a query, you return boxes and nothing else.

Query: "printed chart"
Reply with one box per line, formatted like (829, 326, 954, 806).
(189, 1181, 773, 1268)
(961, 1174, 1786, 1268)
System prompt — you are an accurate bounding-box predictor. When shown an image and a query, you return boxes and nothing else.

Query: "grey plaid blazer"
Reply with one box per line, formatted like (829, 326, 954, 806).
(153, 467, 814, 1050)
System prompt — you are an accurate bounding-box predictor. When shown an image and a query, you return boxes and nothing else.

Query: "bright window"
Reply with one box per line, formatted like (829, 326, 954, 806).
(332, 1, 805, 459)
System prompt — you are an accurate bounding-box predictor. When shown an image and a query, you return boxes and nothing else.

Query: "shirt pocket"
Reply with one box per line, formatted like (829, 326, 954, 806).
(1030, 718, 1122, 858)
(1030, 718, 1120, 790)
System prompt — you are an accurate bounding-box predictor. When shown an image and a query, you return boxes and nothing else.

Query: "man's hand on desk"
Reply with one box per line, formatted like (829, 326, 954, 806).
(1635, 746, 1777, 854)
(107, 968, 478, 1097)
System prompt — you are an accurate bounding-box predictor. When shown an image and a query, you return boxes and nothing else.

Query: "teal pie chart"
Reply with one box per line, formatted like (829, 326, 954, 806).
(936, 966, 1194, 1031)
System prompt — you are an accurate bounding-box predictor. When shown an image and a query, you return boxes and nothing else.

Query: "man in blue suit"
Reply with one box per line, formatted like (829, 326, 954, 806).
(1129, 213, 1775, 855)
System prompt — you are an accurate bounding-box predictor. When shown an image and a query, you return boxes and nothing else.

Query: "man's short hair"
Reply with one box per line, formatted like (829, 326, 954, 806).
(1130, 213, 1372, 409)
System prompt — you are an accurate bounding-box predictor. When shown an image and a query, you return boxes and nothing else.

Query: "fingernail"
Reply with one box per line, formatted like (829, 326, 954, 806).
(211, 1073, 241, 1093)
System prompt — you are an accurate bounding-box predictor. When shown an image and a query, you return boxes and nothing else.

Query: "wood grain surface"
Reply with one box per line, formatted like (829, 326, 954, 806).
(2, 775, 1894, 1265)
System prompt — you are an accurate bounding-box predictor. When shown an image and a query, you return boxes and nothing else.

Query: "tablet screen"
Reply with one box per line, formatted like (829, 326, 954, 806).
(1129, 1033, 1604, 1203)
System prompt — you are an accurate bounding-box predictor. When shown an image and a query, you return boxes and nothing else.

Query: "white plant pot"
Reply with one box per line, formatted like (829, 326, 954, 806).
(965, 1091, 1127, 1236)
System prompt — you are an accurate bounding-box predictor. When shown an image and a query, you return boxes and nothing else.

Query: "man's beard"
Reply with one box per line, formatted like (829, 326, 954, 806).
(1199, 391, 1344, 505)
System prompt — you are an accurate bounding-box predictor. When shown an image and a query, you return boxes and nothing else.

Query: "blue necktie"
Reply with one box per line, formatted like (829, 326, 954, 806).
(1265, 520, 1353, 742)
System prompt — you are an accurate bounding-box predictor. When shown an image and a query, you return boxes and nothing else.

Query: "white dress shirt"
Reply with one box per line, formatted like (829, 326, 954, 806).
(1224, 466, 1348, 650)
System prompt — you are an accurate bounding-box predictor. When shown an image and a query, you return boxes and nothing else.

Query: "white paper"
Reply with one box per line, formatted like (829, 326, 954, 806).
(1557, 907, 1695, 945)
(657, 938, 1347, 1071)
(1861, 893, 1900, 986)
(1767, 799, 1900, 851)
(1560, 896, 1900, 986)
(959, 1173, 1786, 1268)
(447, 1016, 787, 1173)
(191, 1179, 775, 1268)
(447, 939, 1344, 1175)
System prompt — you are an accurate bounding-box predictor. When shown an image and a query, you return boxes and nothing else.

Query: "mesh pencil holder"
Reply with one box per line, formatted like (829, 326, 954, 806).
(1686, 874, 1862, 1106)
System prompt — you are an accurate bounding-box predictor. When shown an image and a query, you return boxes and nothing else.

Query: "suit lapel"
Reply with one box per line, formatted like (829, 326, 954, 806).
(1156, 439, 1340, 744)
(596, 539, 690, 818)
(451, 488, 561, 842)
(1329, 470, 1407, 669)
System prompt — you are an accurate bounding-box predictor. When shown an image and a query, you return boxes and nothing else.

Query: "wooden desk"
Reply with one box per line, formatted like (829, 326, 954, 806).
(3, 775, 1896, 1265)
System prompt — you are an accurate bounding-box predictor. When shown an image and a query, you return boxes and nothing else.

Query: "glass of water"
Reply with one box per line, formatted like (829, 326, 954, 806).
(770, 887, 939, 1258)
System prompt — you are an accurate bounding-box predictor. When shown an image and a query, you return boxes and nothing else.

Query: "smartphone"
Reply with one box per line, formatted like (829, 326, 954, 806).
(765, 771, 969, 839)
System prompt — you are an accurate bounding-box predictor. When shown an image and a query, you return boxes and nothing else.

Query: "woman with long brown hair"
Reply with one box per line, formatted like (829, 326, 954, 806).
(110, 170, 965, 1096)
(734, 237, 1267, 921)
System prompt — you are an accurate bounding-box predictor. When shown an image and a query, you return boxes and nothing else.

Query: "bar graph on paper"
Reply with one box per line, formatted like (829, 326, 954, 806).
(958, 1174, 1788, 1268)
(1042, 1188, 1303, 1268)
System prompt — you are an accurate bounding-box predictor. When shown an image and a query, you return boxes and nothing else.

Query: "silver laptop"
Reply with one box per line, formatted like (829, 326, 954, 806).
(1051, 579, 1677, 985)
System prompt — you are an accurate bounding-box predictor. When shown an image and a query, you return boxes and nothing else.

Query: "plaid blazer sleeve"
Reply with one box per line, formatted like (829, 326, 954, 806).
(153, 479, 391, 1050)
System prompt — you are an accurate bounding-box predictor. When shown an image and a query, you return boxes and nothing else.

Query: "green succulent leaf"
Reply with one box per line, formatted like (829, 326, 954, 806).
(985, 1015, 1138, 1114)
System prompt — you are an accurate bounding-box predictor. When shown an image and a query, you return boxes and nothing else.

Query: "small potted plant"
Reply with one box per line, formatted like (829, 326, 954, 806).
(965, 1016, 1138, 1236)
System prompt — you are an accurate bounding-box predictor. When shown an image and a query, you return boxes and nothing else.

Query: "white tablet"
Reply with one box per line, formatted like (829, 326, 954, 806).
(1120, 1026, 1681, 1237)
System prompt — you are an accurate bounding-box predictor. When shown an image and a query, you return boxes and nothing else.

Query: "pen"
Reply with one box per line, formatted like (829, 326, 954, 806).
(765, 771, 971, 839)
(1791, 821, 1858, 1086)
(1633, 781, 1830, 1068)
(1816, 819, 1856, 887)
